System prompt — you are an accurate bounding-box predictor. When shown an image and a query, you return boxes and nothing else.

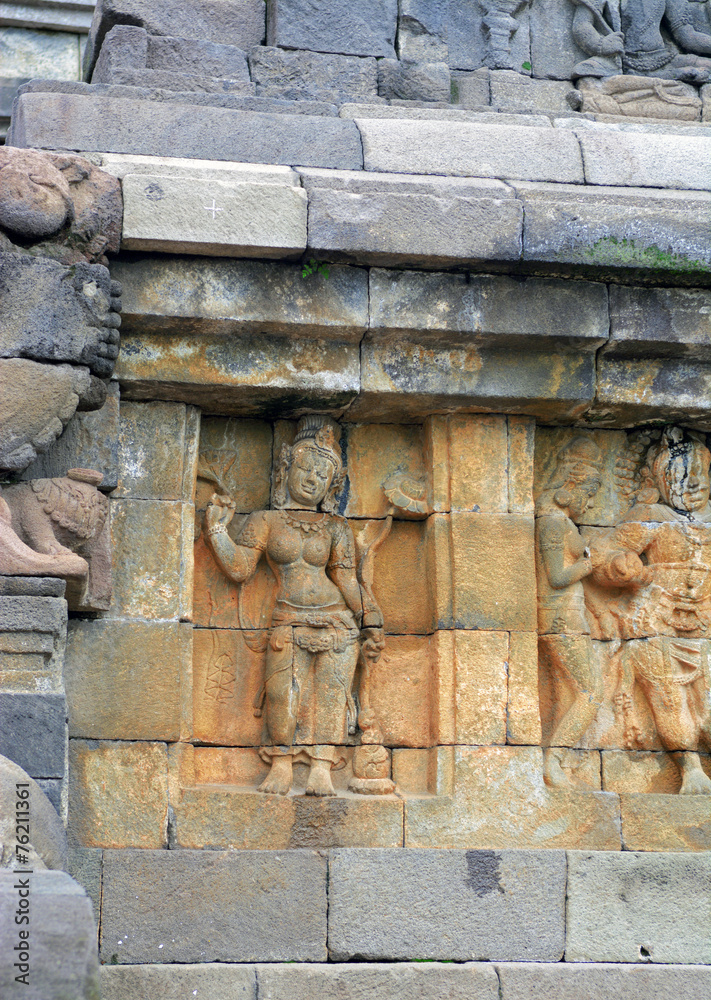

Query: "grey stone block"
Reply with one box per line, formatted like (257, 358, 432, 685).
(578, 129, 711, 190)
(398, 0, 448, 62)
(21, 381, 120, 491)
(10, 92, 363, 169)
(328, 849, 566, 961)
(67, 847, 102, 925)
(0, 871, 99, 1000)
(102, 67, 255, 94)
(102, 964, 256, 1000)
(451, 68, 490, 107)
(0, 3, 93, 33)
(497, 963, 711, 1000)
(146, 34, 249, 80)
(266, 0, 397, 58)
(84, 0, 266, 79)
(113, 257, 369, 343)
(341, 102, 551, 127)
(356, 117, 584, 182)
(595, 357, 711, 429)
(0, 595, 66, 634)
(302, 169, 522, 265)
(0, 76, 28, 116)
(34, 778, 62, 814)
(369, 269, 608, 347)
(378, 59, 450, 102)
(100, 849, 327, 962)
(489, 69, 575, 112)
(92, 24, 147, 81)
(447, 0, 530, 74)
(0, 577, 65, 598)
(0, 692, 66, 778)
(249, 47, 377, 104)
(566, 851, 711, 964)
(0, 23, 81, 79)
(529, 0, 587, 81)
(0, 754, 66, 870)
(514, 181, 711, 272)
(257, 963, 499, 999)
(608, 286, 711, 360)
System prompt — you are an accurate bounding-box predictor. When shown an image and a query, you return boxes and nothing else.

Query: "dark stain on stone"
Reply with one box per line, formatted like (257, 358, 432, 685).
(288, 797, 351, 849)
(464, 850, 505, 897)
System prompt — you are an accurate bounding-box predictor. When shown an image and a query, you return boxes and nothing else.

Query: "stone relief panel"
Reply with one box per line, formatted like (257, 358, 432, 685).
(535, 425, 711, 796)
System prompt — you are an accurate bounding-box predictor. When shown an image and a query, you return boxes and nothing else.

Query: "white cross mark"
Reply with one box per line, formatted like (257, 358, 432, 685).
(203, 199, 223, 219)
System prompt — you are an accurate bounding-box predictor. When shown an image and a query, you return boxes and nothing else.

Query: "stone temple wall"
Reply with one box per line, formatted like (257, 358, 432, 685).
(1, 2, 711, 999)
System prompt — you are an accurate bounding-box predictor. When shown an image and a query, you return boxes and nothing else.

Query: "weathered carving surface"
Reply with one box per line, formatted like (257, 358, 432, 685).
(621, 0, 711, 82)
(481, 0, 532, 70)
(570, 0, 624, 78)
(203, 416, 389, 797)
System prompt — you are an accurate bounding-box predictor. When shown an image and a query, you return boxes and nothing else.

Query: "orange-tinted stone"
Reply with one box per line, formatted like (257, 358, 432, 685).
(344, 423, 425, 519)
(507, 631, 542, 745)
(448, 414, 508, 513)
(192, 628, 267, 746)
(369, 634, 435, 747)
(621, 794, 711, 851)
(507, 415, 535, 514)
(603, 750, 711, 794)
(453, 630, 508, 745)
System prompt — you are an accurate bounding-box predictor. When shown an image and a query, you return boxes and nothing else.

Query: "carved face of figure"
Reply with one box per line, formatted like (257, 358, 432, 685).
(656, 445, 711, 512)
(560, 476, 601, 523)
(286, 443, 335, 509)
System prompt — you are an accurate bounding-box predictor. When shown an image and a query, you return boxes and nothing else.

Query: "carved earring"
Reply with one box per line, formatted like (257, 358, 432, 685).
(554, 488, 573, 510)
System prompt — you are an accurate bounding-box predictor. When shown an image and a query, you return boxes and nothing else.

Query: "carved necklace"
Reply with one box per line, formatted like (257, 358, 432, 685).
(280, 510, 328, 534)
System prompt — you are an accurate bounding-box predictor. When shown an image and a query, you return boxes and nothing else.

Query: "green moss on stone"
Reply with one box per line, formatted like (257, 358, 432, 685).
(584, 237, 709, 275)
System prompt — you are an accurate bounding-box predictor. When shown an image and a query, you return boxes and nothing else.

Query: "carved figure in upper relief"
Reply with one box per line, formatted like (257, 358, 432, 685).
(622, 0, 711, 82)
(480, 0, 532, 70)
(536, 437, 604, 788)
(203, 416, 386, 797)
(591, 427, 711, 794)
(570, 0, 624, 77)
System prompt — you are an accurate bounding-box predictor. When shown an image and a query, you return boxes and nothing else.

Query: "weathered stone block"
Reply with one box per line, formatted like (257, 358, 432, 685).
(102, 964, 257, 1000)
(0, 753, 66, 869)
(453, 630, 508, 745)
(508, 415, 535, 515)
(35, 777, 62, 813)
(0, 871, 99, 1000)
(21, 381, 120, 491)
(100, 849, 327, 962)
(608, 285, 711, 360)
(343, 421, 424, 518)
(602, 750, 711, 796)
(451, 68, 490, 108)
(566, 851, 711, 964)
(68, 739, 168, 848)
(192, 628, 264, 746)
(113, 256, 368, 342)
(302, 170, 522, 266)
(107, 499, 193, 621)
(0, 25, 80, 80)
(0, 590, 66, 693)
(0, 692, 65, 778)
(577, 129, 711, 190)
(378, 59, 450, 102)
(357, 117, 584, 182)
(66, 620, 191, 741)
(369, 634, 435, 747)
(496, 963, 711, 1000)
(67, 847, 103, 925)
(84, 0, 266, 78)
(369, 519, 432, 633)
(121, 170, 307, 257)
(398, 0, 448, 62)
(506, 631, 542, 745)
(490, 70, 575, 112)
(620, 795, 711, 852)
(258, 962, 499, 999)
(595, 357, 711, 428)
(266, 0, 397, 58)
(447, 1, 531, 73)
(514, 181, 711, 272)
(10, 93, 364, 169)
(250, 47, 378, 104)
(116, 401, 198, 501)
(328, 848, 566, 961)
(445, 413, 508, 512)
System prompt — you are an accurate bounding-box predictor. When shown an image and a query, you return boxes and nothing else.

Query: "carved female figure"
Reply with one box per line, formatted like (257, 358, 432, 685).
(203, 416, 385, 797)
(536, 437, 604, 788)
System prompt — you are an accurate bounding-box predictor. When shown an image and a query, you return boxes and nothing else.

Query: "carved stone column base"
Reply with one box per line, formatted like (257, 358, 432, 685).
(348, 776, 397, 796)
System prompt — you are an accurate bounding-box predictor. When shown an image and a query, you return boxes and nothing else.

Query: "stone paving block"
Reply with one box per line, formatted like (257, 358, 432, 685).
(577, 129, 711, 190)
(67, 847, 103, 926)
(250, 46, 378, 104)
(514, 181, 711, 272)
(0, 870, 99, 1000)
(10, 93, 363, 169)
(490, 70, 575, 112)
(328, 848, 566, 961)
(496, 963, 711, 1000)
(84, 0, 266, 78)
(107, 499, 193, 620)
(113, 256, 368, 342)
(121, 171, 306, 257)
(398, 0, 448, 62)
(566, 850, 711, 964)
(620, 794, 711, 852)
(608, 285, 711, 360)
(378, 58, 450, 102)
(66, 620, 190, 741)
(357, 117, 584, 182)
(115, 401, 198, 500)
(257, 962, 498, 1000)
(21, 381, 120, 491)
(267, 0, 397, 58)
(100, 849, 327, 962)
(0, 692, 65, 778)
(68, 739, 168, 848)
(102, 964, 257, 1000)
(303, 171, 521, 266)
(0, 25, 81, 79)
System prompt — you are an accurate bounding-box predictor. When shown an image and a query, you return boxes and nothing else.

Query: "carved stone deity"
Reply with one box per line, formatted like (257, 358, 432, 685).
(591, 427, 711, 794)
(621, 0, 711, 82)
(570, 0, 624, 77)
(203, 416, 386, 797)
(536, 437, 604, 788)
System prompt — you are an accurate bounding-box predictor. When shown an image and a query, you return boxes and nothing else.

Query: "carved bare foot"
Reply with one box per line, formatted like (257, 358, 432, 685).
(305, 760, 336, 797)
(679, 754, 711, 795)
(543, 748, 575, 790)
(257, 756, 292, 795)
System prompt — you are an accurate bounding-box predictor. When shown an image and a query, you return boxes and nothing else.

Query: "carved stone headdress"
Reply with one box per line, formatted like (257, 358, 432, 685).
(548, 436, 603, 488)
(273, 415, 345, 512)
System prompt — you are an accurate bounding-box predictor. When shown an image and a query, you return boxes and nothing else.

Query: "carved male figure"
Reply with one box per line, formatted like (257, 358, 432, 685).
(622, 0, 711, 81)
(570, 0, 624, 77)
(593, 427, 711, 794)
(536, 437, 604, 788)
(203, 416, 385, 797)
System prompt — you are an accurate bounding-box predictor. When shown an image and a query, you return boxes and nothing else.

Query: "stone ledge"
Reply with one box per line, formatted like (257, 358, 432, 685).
(496, 963, 711, 999)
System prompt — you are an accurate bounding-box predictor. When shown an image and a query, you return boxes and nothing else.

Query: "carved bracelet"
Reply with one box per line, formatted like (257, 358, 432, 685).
(206, 523, 228, 537)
